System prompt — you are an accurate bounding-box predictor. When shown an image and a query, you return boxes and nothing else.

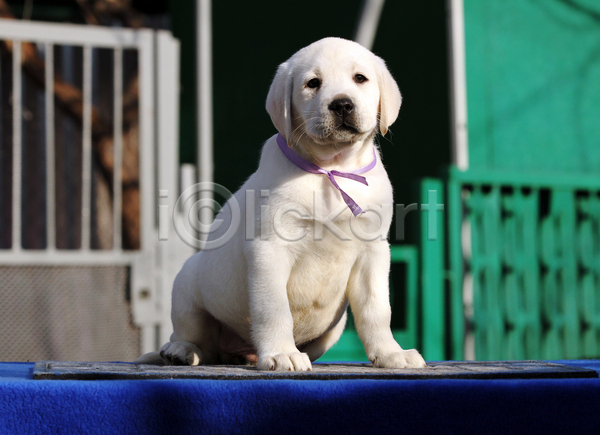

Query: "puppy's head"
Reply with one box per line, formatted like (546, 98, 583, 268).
(266, 37, 401, 147)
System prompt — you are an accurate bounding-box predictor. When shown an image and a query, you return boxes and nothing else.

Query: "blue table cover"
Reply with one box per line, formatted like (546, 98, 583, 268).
(1, 360, 599, 434)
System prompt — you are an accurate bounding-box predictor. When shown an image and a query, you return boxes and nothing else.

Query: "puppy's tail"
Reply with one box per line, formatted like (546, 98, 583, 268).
(134, 351, 165, 365)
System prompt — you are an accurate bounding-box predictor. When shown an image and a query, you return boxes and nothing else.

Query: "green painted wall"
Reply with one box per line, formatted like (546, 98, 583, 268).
(464, 0, 600, 175)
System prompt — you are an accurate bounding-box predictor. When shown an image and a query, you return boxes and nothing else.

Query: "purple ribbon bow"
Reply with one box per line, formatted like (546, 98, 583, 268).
(276, 134, 377, 216)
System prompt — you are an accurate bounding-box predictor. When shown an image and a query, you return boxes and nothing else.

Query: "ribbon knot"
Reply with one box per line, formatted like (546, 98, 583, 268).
(276, 134, 376, 216)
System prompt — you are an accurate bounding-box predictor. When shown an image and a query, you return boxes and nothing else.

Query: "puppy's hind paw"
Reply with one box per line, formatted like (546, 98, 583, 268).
(373, 349, 426, 369)
(258, 351, 312, 372)
(159, 341, 202, 366)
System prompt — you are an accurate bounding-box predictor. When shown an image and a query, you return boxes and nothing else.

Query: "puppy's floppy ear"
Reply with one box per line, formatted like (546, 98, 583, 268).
(374, 56, 402, 136)
(266, 61, 293, 141)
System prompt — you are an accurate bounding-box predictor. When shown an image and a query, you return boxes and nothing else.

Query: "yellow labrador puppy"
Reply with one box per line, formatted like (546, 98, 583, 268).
(137, 37, 426, 371)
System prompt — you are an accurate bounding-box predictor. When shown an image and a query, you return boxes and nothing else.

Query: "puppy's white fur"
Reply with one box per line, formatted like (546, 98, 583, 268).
(136, 37, 426, 371)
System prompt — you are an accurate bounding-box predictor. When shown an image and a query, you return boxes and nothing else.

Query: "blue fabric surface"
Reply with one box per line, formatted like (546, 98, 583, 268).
(1, 360, 599, 434)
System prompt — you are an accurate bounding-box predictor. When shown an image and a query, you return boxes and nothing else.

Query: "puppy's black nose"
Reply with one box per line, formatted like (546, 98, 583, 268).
(328, 98, 354, 118)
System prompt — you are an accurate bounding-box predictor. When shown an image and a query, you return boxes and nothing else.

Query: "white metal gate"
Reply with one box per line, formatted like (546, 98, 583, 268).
(0, 19, 192, 361)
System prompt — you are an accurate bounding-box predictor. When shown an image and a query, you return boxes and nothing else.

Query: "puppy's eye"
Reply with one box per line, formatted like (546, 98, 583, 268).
(306, 78, 321, 89)
(354, 74, 368, 84)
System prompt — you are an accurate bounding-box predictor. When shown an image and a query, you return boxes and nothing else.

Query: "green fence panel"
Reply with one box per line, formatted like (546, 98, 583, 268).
(580, 193, 600, 357)
(420, 179, 446, 361)
(390, 246, 420, 354)
(449, 168, 600, 360)
(320, 245, 420, 362)
(448, 176, 466, 360)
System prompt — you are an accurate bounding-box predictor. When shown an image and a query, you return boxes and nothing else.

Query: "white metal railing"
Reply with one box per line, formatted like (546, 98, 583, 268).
(1, 20, 155, 259)
(0, 19, 192, 355)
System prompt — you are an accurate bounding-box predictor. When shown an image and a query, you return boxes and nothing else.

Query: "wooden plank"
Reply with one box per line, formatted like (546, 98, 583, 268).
(33, 361, 598, 381)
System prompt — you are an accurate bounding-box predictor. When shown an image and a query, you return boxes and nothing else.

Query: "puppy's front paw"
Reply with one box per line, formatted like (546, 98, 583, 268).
(258, 352, 312, 371)
(160, 341, 202, 366)
(373, 349, 426, 369)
